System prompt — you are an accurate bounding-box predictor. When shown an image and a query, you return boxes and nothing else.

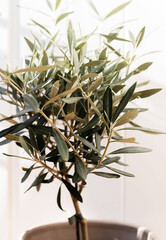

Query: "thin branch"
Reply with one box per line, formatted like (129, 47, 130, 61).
(0, 72, 24, 95)
(33, 154, 61, 180)
(38, 109, 86, 165)
(92, 125, 113, 170)
(79, 86, 110, 132)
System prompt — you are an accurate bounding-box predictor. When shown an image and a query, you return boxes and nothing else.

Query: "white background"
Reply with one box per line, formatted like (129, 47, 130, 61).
(0, 0, 166, 240)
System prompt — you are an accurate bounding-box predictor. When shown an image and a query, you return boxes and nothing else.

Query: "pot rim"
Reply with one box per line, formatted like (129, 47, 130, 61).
(19, 220, 157, 240)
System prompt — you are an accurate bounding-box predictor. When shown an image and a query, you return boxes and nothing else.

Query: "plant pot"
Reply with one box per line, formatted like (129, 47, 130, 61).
(19, 221, 156, 240)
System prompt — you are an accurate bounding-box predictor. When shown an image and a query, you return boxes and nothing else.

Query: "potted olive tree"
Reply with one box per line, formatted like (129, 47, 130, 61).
(0, 1, 163, 240)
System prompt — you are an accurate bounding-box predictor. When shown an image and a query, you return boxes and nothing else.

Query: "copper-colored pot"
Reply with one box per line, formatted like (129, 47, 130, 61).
(20, 221, 156, 240)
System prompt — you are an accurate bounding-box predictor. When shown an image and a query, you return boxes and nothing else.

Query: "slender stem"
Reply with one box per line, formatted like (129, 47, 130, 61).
(93, 125, 113, 171)
(42, 86, 79, 109)
(64, 176, 88, 240)
(0, 97, 20, 106)
(32, 154, 61, 180)
(79, 86, 110, 132)
(80, 219, 89, 240)
(64, 162, 74, 176)
(4, 154, 33, 161)
(39, 109, 89, 240)
(76, 221, 80, 240)
(87, 83, 90, 122)
(0, 72, 24, 95)
(61, 107, 75, 134)
(79, 181, 85, 194)
(72, 197, 89, 240)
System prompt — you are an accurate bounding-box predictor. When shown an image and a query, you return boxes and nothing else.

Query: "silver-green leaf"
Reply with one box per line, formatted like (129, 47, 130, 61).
(23, 94, 39, 113)
(19, 136, 31, 156)
(57, 184, 65, 211)
(75, 134, 100, 154)
(53, 129, 69, 161)
(136, 26, 145, 47)
(106, 166, 135, 177)
(55, 0, 61, 10)
(112, 82, 136, 123)
(93, 171, 120, 178)
(104, 1, 131, 19)
(62, 97, 83, 104)
(110, 146, 152, 154)
(88, 0, 100, 16)
(75, 156, 87, 180)
(56, 12, 74, 24)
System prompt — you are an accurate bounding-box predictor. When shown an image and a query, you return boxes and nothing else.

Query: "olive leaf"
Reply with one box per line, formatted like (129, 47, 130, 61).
(55, 0, 61, 9)
(0, 108, 33, 123)
(101, 34, 130, 43)
(41, 50, 48, 66)
(82, 73, 99, 80)
(46, 32, 58, 50)
(53, 129, 69, 162)
(93, 172, 120, 178)
(62, 97, 83, 104)
(57, 184, 65, 211)
(99, 48, 107, 60)
(44, 86, 79, 107)
(73, 49, 79, 73)
(95, 132, 101, 152)
(0, 114, 40, 138)
(21, 164, 35, 183)
(132, 62, 153, 75)
(115, 61, 129, 71)
(114, 109, 139, 127)
(136, 26, 145, 47)
(102, 156, 121, 166)
(88, 76, 103, 93)
(104, 1, 131, 19)
(19, 136, 31, 156)
(74, 134, 100, 154)
(46, 0, 52, 10)
(84, 60, 109, 67)
(28, 78, 54, 93)
(62, 179, 83, 202)
(12, 63, 65, 74)
(105, 43, 124, 59)
(56, 12, 74, 24)
(88, 0, 100, 16)
(110, 146, 152, 154)
(75, 42, 87, 51)
(106, 166, 135, 177)
(24, 37, 34, 52)
(112, 82, 137, 123)
(113, 137, 136, 143)
(103, 87, 112, 128)
(23, 94, 39, 113)
(31, 19, 50, 34)
(25, 172, 48, 192)
(77, 115, 100, 134)
(118, 127, 165, 134)
(132, 88, 162, 99)
(75, 156, 87, 180)
(67, 21, 76, 55)
(129, 31, 136, 47)
(50, 81, 59, 98)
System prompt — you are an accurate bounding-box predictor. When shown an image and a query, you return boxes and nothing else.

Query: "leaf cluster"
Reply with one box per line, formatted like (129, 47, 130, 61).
(0, 1, 163, 211)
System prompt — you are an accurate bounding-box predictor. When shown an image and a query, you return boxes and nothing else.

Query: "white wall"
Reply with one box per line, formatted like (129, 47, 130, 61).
(0, 0, 166, 240)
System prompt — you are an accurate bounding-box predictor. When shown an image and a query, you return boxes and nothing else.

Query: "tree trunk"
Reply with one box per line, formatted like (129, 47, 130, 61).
(72, 198, 89, 240)
(80, 218, 89, 240)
